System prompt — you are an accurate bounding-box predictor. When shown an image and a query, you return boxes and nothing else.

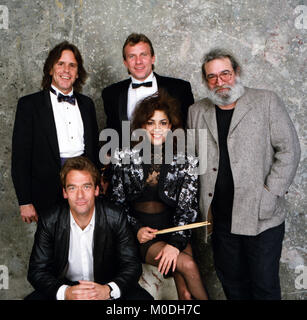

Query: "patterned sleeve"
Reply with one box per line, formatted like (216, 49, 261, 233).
(109, 150, 144, 235)
(168, 155, 199, 251)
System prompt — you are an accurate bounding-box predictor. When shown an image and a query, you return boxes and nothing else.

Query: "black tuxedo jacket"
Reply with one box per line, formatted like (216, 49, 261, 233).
(11, 89, 99, 211)
(27, 198, 142, 299)
(101, 72, 194, 137)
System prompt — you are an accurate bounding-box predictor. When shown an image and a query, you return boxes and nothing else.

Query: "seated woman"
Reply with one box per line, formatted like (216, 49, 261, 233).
(109, 90, 208, 300)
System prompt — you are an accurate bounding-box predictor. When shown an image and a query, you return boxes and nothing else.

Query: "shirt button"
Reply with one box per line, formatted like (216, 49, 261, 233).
(209, 193, 213, 197)
(213, 168, 217, 171)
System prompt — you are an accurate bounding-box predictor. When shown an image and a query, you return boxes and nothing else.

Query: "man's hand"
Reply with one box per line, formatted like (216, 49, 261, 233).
(155, 244, 180, 275)
(65, 281, 111, 300)
(20, 204, 38, 224)
(137, 227, 158, 244)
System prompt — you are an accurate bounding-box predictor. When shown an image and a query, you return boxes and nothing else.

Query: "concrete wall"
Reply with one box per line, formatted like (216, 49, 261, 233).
(0, 0, 305, 300)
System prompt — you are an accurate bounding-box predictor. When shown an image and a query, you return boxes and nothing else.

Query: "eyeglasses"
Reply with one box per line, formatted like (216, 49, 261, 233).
(206, 70, 233, 84)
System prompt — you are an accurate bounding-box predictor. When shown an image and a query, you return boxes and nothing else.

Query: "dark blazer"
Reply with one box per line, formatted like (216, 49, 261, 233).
(11, 89, 99, 211)
(101, 72, 194, 137)
(27, 198, 142, 299)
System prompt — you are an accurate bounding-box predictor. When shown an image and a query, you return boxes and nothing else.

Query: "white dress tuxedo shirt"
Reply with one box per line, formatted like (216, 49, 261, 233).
(127, 72, 158, 120)
(50, 85, 84, 158)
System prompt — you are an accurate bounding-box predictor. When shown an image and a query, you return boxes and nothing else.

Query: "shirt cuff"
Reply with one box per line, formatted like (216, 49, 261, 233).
(108, 281, 121, 299)
(56, 285, 69, 300)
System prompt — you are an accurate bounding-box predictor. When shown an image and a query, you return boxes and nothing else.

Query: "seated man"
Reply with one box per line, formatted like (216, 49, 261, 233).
(25, 156, 153, 300)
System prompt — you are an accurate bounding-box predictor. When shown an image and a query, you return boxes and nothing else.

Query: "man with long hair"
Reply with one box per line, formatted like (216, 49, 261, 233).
(11, 41, 99, 223)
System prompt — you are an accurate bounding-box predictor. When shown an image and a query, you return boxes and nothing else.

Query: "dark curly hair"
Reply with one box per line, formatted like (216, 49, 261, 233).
(41, 41, 87, 92)
(131, 89, 182, 132)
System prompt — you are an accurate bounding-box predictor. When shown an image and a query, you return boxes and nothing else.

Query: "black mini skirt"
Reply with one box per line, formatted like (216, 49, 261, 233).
(133, 208, 174, 262)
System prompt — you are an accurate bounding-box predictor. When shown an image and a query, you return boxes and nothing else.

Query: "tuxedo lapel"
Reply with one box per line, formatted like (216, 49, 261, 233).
(154, 72, 165, 89)
(118, 80, 130, 122)
(39, 90, 61, 166)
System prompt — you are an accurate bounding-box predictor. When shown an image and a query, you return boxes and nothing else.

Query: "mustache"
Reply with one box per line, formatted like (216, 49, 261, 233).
(214, 85, 232, 93)
(205, 77, 245, 106)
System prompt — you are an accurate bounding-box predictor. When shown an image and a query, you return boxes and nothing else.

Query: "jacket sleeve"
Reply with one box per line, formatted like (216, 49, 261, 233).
(107, 207, 142, 295)
(168, 157, 199, 251)
(11, 97, 33, 205)
(88, 98, 100, 169)
(265, 91, 301, 196)
(101, 87, 116, 130)
(109, 154, 144, 235)
(27, 216, 70, 299)
(178, 81, 194, 128)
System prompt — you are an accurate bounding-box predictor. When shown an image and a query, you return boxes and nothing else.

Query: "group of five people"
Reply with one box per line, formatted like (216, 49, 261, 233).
(11, 33, 300, 300)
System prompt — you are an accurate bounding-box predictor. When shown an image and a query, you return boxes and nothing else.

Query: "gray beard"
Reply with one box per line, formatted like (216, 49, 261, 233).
(205, 76, 245, 107)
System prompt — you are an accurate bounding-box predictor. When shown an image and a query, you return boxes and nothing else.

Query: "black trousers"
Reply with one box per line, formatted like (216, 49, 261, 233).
(211, 222, 285, 300)
(24, 283, 153, 300)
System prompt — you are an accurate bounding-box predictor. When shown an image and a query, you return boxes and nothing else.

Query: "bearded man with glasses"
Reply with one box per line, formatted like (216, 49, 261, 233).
(187, 48, 300, 300)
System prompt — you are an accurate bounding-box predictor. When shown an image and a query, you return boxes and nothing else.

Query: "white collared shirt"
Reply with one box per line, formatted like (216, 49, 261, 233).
(56, 210, 120, 300)
(50, 85, 84, 158)
(127, 72, 158, 120)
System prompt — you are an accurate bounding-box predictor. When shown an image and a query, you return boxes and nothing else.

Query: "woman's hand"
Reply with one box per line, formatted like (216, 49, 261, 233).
(154, 244, 180, 275)
(137, 227, 158, 244)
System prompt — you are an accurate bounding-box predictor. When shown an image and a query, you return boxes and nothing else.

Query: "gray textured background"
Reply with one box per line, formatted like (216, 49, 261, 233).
(0, 0, 305, 300)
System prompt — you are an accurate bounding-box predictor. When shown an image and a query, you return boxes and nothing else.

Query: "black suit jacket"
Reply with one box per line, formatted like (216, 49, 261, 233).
(27, 198, 142, 299)
(11, 89, 99, 211)
(101, 72, 194, 137)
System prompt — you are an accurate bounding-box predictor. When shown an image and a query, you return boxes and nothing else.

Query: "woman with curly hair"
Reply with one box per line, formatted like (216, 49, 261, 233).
(109, 89, 208, 300)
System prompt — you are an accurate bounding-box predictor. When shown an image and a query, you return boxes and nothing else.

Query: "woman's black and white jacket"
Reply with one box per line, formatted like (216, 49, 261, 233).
(108, 148, 200, 251)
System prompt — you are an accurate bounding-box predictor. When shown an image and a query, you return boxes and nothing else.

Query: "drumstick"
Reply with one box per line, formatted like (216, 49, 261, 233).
(153, 221, 211, 235)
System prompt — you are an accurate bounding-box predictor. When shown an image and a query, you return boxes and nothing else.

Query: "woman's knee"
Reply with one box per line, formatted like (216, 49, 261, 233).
(177, 254, 199, 274)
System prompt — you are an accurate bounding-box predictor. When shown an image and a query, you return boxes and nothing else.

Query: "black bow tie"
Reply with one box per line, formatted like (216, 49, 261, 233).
(57, 93, 76, 105)
(50, 87, 76, 105)
(132, 82, 152, 89)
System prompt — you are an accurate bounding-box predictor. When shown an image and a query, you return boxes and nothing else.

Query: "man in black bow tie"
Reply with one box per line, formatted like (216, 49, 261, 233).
(11, 41, 99, 223)
(101, 33, 194, 142)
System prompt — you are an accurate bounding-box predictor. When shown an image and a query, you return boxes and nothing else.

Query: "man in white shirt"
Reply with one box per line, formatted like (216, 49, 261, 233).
(25, 156, 153, 300)
(11, 41, 99, 223)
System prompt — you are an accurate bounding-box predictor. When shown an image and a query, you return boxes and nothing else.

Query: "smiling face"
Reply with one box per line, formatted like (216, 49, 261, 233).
(50, 49, 78, 94)
(143, 110, 172, 145)
(63, 170, 99, 219)
(123, 41, 155, 81)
